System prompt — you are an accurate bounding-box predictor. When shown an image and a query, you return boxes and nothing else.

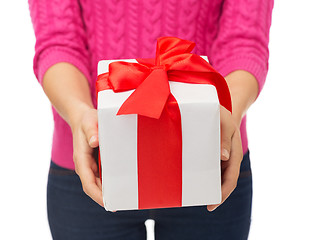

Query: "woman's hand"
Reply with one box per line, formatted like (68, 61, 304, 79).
(207, 70, 259, 211)
(42, 63, 104, 206)
(207, 105, 243, 212)
(71, 107, 104, 207)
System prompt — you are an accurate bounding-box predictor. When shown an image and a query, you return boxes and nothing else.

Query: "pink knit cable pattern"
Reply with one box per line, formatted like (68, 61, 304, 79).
(29, 0, 91, 84)
(208, 0, 274, 93)
(164, 0, 178, 38)
(142, 0, 163, 56)
(105, 1, 126, 58)
(204, 1, 222, 55)
(178, 0, 200, 42)
(93, 0, 105, 60)
(194, 1, 209, 54)
(127, 0, 140, 57)
(75, 0, 96, 104)
(28, 0, 273, 169)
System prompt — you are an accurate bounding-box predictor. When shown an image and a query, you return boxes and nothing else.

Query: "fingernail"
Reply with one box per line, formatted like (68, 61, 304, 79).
(207, 206, 217, 212)
(222, 149, 229, 159)
(210, 206, 217, 212)
(210, 204, 219, 211)
(89, 136, 96, 145)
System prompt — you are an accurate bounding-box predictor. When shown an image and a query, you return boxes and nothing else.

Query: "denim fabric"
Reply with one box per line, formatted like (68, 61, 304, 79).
(47, 150, 252, 240)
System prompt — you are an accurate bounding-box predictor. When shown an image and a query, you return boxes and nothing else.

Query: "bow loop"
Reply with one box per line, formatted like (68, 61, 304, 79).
(108, 61, 151, 92)
(150, 64, 167, 71)
(155, 37, 195, 65)
(117, 68, 170, 119)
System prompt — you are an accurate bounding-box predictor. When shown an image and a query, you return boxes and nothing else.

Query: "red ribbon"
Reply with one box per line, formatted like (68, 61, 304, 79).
(96, 37, 231, 209)
(96, 36, 232, 116)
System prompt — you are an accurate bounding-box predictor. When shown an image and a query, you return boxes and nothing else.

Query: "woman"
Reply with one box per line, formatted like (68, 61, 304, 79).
(28, 0, 273, 239)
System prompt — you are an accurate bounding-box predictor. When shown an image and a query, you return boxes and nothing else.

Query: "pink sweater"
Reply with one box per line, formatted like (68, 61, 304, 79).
(28, 0, 274, 170)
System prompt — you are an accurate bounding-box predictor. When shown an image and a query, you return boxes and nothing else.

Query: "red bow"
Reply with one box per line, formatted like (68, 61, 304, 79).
(96, 36, 232, 118)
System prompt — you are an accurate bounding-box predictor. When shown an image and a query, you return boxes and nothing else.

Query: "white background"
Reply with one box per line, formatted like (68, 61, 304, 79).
(0, 0, 308, 239)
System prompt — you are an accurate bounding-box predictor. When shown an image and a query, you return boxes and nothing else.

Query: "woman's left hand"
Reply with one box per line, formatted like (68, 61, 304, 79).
(207, 105, 243, 212)
(207, 69, 259, 211)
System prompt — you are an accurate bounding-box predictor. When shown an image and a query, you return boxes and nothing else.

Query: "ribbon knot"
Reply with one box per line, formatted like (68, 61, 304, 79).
(151, 65, 167, 71)
(96, 36, 232, 119)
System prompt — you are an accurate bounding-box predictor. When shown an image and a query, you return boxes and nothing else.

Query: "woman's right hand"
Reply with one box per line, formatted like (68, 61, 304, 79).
(71, 107, 104, 207)
(41, 62, 104, 206)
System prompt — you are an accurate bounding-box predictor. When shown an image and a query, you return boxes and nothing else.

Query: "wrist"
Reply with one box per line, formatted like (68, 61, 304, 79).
(224, 70, 259, 127)
(231, 111, 243, 128)
(68, 102, 94, 132)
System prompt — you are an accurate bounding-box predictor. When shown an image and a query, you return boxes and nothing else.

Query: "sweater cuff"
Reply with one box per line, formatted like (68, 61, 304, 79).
(34, 47, 91, 86)
(214, 57, 268, 98)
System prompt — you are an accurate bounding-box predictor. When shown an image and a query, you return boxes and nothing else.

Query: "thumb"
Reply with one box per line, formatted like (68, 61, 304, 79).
(82, 110, 99, 148)
(220, 107, 234, 161)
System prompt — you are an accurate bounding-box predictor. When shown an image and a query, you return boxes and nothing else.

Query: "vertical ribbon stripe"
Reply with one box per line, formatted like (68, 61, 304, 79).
(137, 94, 182, 209)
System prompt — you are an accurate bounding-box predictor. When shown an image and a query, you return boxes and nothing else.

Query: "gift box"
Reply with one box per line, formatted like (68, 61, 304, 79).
(96, 37, 232, 211)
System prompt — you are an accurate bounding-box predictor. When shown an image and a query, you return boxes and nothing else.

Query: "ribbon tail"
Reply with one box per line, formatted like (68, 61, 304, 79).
(117, 69, 170, 119)
(168, 70, 232, 113)
(167, 54, 232, 113)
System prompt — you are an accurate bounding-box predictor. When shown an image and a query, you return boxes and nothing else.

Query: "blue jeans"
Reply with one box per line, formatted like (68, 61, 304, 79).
(47, 150, 252, 240)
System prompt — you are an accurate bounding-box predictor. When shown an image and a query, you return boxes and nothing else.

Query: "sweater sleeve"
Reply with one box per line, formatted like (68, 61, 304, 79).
(28, 0, 91, 85)
(207, 0, 274, 96)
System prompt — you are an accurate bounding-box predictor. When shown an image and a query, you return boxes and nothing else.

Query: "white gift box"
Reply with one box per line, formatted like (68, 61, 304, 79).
(97, 56, 221, 212)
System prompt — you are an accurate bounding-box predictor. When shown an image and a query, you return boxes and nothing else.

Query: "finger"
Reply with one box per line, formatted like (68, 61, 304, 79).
(95, 176, 102, 190)
(83, 180, 104, 207)
(221, 133, 232, 161)
(207, 130, 243, 212)
(89, 135, 99, 148)
(220, 107, 234, 161)
(207, 203, 219, 212)
(82, 111, 99, 148)
(207, 174, 237, 211)
(77, 156, 104, 207)
(219, 131, 243, 205)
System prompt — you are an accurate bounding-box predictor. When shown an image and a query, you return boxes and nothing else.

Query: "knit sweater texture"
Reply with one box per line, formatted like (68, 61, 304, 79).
(29, 0, 274, 170)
